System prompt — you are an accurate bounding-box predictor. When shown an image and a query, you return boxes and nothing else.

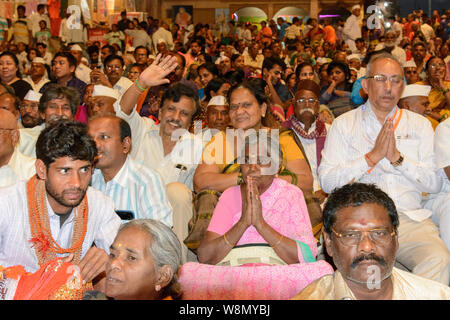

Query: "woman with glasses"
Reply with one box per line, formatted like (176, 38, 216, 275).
(180, 133, 333, 299)
(417, 56, 450, 123)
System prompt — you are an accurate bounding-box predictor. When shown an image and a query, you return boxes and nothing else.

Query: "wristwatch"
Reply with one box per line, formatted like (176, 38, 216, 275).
(391, 153, 404, 167)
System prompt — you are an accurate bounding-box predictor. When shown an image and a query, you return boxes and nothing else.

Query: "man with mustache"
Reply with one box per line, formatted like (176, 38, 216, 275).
(18, 84, 79, 158)
(318, 52, 450, 285)
(0, 120, 121, 289)
(282, 80, 329, 204)
(19, 90, 43, 128)
(374, 30, 406, 67)
(293, 183, 450, 299)
(116, 54, 203, 263)
(90, 55, 133, 97)
(89, 115, 172, 224)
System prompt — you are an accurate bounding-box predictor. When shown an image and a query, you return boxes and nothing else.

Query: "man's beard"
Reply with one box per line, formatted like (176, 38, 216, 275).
(46, 182, 87, 210)
(21, 114, 42, 128)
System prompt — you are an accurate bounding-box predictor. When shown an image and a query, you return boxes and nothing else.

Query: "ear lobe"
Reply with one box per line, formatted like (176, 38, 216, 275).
(261, 102, 268, 117)
(156, 265, 174, 290)
(35, 159, 47, 180)
(122, 136, 131, 154)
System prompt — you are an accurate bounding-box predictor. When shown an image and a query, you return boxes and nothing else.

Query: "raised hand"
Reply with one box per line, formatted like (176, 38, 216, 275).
(137, 54, 178, 88)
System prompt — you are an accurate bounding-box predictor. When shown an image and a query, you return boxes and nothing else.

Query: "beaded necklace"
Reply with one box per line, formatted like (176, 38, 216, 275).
(26, 175, 89, 267)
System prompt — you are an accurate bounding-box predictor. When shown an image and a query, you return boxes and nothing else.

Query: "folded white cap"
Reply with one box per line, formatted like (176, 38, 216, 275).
(215, 55, 230, 65)
(316, 57, 329, 64)
(403, 60, 417, 68)
(352, 4, 361, 10)
(157, 38, 166, 44)
(24, 90, 42, 102)
(92, 85, 120, 100)
(207, 95, 228, 107)
(71, 44, 83, 52)
(127, 46, 135, 52)
(401, 84, 431, 99)
(347, 54, 360, 61)
(32, 57, 46, 64)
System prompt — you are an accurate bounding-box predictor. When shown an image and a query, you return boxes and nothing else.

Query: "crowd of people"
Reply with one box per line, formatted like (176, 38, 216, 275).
(0, 4, 449, 300)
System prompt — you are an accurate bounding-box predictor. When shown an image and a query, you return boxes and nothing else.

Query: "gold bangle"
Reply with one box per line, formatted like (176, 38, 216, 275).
(223, 233, 233, 248)
(272, 234, 284, 248)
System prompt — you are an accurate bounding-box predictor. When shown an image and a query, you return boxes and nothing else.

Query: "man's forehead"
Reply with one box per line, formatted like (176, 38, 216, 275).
(49, 156, 92, 168)
(48, 97, 70, 104)
(163, 97, 195, 111)
(334, 203, 392, 228)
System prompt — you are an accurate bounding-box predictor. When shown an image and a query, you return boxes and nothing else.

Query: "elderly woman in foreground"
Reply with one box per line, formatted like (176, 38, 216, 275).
(178, 133, 333, 300)
(84, 219, 183, 300)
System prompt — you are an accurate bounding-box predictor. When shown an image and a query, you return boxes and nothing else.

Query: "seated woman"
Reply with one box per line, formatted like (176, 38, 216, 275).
(83, 219, 183, 300)
(320, 61, 354, 117)
(416, 56, 450, 123)
(179, 134, 333, 300)
(188, 80, 315, 252)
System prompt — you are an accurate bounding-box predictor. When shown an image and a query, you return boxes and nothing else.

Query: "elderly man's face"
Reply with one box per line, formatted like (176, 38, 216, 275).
(362, 58, 405, 114)
(206, 104, 229, 131)
(106, 226, 162, 300)
(90, 96, 116, 118)
(401, 96, 430, 116)
(157, 42, 168, 54)
(0, 93, 18, 117)
(294, 89, 320, 124)
(324, 203, 398, 286)
(412, 45, 426, 61)
(20, 99, 41, 128)
(0, 110, 19, 164)
(105, 58, 124, 83)
(30, 62, 46, 78)
(404, 67, 419, 84)
(41, 97, 74, 125)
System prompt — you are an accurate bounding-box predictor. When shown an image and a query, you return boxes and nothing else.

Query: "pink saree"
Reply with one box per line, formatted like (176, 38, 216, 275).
(178, 178, 334, 300)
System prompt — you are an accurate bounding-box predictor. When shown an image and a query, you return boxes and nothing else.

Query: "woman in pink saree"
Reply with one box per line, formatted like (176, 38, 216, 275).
(178, 134, 333, 300)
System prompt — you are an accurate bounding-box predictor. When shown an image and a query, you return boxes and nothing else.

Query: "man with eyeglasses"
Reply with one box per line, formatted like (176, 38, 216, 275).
(403, 60, 419, 84)
(293, 183, 450, 300)
(319, 52, 450, 285)
(90, 55, 133, 97)
(282, 79, 329, 204)
(0, 109, 35, 188)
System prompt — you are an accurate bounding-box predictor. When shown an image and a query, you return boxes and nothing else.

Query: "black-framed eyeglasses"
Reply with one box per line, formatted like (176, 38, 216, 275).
(331, 227, 396, 246)
(296, 98, 318, 105)
(366, 74, 403, 86)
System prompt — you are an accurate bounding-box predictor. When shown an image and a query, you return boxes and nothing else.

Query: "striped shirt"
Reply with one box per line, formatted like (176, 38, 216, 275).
(0, 17, 8, 42)
(91, 156, 173, 226)
(0, 182, 121, 272)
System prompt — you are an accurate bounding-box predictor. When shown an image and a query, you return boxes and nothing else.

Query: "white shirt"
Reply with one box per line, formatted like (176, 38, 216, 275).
(125, 29, 152, 51)
(24, 75, 50, 92)
(293, 121, 331, 192)
(375, 44, 406, 67)
(0, 149, 35, 188)
(0, 182, 121, 273)
(18, 123, 45, 158)
(318, 101, 442, 221)
(114, 103, 203, 190)
(391, 21, 403, 45)
(343, 14, 361, 41)
(113, 76, 133, 96)
(152, 27, 174, 52)
(75, 63, 91, 84)
(284, 24, 301, 40)
(91, 156, 173, 226)
(433, 118, 450, 194)
(42, 51, 52, 66)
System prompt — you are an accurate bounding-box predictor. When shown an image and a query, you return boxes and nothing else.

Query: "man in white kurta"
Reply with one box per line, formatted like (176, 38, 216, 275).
(343, 5, 362, 53)
(318, 53, 450, 285)
(423, 118, 450, 250)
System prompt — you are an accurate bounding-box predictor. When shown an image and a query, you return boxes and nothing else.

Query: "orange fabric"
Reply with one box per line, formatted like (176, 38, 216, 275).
(136, 88, 149, 114)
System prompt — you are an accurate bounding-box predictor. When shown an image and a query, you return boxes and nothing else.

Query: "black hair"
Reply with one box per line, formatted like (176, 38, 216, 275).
(224, 69, 245, 86)
(27, 48, 40, 62)
(102, 44, 116, 55)
(39, 84, 80, 115)
(323, 183, 399, 234)
(36, 120, 97, 168)
(134, 45, 149, 56)
(227, 78, 268, 106)
(87, 45, 99, 56)
(425, 55, 442, 72)
(262, 56, 286, 75)
(37, 4, 45, 11)
(36, 42, 47, 48)
(52, 51, 77, 68)
(327, 60, 351, 80)
(204, 78, 227, 101)
(104, 54, 124, 67)
(118, 118, 132, 141)
(198, 62, 219, 78)
(0, 51, 21, 77)
(295, 62, 314, 79)
(160, 83, 200, 119)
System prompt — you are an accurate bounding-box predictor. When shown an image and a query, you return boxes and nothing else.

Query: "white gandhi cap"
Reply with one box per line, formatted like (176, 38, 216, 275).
(207, 95, 228, 107)
(92, 85, 120, 100)
(23, 90, 42, 102)
(401, 84, 431, 99)
(32, 57, 46, 64)
(403, 60, 417, 68)
(71, 44, 83, 52)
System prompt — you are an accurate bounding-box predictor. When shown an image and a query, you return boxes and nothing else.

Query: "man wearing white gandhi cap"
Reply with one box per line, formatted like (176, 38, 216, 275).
(398, 84, 432, 117)
(343, 4, 361, 53)
(23, 57, 50, 92)
(89, 85, 120, 118)
(71, 43, 92, 84)
(403, 60, 419, 84)
(20, 90, 43, 129)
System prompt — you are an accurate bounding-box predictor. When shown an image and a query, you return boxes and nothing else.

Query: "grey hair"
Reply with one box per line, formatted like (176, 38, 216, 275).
(119, 219, 182, 298)
(39, 84, 80, 115)
(366, 52, 404, 78)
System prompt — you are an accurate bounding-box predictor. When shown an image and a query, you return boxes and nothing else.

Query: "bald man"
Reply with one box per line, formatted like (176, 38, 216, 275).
(0, 109, 35, 187)
(0, 92, 20, 120)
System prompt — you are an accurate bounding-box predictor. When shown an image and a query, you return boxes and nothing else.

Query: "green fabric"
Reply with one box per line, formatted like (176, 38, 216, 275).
(296, 240, 316, 263)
